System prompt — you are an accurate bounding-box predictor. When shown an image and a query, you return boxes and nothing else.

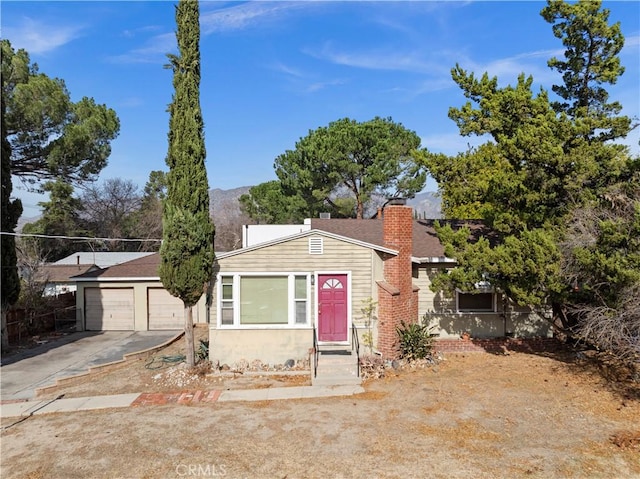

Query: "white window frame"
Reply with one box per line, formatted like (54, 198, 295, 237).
(217, 273, 311, 329)
(455, 290, 497, 313)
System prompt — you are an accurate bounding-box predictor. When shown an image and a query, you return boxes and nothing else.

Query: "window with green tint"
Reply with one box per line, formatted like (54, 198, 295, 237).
(294, 276, 307, 324)
(295, 276, 307, 299)
(221, 276, 234, 325)
(240, 276, 288, 324)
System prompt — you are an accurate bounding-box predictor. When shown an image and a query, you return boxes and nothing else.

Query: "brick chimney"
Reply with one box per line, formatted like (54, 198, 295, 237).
(377, 200, 419, 359)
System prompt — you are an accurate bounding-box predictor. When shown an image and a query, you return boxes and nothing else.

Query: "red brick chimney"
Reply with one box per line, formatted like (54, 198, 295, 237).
(377, 200, 419, 359)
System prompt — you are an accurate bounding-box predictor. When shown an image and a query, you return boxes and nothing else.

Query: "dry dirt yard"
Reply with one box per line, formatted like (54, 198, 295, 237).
(32, 328, 312, 398)
(2, 342, 639, 479)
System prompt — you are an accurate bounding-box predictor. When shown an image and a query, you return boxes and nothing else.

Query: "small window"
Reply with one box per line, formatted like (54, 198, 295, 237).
(457, 292, 495, 312)
(220, 276, 234, 325)
(309, 237, 323, 255)
(294, 276, 307, 324)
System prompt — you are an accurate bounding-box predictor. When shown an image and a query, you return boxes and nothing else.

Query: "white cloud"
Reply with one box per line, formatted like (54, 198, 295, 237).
(623, 34, 640, 49)
(305, 79, 346, 93)
(3, 17, 83, 54)
(304, 42, 449, 75)
(454, 48, 563, 87)
(107, 32, 176, 65)
(200, 2, 320, 34)
(270, 61, 305, 79)
(121, 25, 163, 39)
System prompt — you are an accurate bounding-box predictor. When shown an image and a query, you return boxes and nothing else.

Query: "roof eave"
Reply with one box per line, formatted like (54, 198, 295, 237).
(412, 256, 456, 264)
(217, 229, 398, 259)
(74, 276, 161, 282)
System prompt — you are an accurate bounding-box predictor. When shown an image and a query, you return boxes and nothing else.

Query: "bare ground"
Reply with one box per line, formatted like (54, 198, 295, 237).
(2, 340, 639, 479)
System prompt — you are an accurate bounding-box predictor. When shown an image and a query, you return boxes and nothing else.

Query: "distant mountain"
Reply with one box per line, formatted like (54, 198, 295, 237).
(209, 186, 250, 222)
(208, 186, 441, 221)
(16, 215, 41, 233)
(407, 191, 442, 219)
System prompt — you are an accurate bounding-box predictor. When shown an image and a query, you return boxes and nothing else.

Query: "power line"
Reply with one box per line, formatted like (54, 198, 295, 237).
(0, 231, 162, 242)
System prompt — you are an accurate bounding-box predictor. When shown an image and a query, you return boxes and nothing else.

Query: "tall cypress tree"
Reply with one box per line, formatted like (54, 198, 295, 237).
(1, 97, 23, 348)
(160, 0, 214, 367)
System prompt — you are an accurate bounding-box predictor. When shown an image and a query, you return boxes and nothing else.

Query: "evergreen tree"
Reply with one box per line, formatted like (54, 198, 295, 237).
(160, 0, 214, 367)
(422, 0, 634, 337)
(541, 0, 630, 141)
(22, 180, 86, 261)
(239, 180, 307, 224)
(275, 117, 425, 219)
(1, 95, 22, 347)
(1, 39, 119, 187)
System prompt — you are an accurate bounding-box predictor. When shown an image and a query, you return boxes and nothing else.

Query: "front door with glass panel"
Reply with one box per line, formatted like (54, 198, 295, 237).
(317, 274, 348, 342)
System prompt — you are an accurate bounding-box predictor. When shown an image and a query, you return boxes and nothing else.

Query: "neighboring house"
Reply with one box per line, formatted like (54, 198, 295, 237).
(39, 264, 101, 297)
(72, 255, 207, 331)
(209, 201, 552, 365)
(55, 251, 155, 269)
(242, 223, 311, 247)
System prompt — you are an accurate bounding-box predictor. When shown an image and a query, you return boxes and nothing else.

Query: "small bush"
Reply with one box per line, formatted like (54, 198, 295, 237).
(397, 320, 434, 361)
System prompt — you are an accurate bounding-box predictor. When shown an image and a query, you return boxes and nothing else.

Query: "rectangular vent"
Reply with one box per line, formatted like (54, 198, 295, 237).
(309, 237, 323, 255)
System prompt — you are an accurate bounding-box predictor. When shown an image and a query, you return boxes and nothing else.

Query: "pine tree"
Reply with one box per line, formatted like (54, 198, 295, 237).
(160, 0, 214, 368)
(1, 100, 22, 347)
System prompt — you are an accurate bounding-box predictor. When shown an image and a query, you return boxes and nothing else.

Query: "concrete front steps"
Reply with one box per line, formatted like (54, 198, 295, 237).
(312, 347, 361, 387)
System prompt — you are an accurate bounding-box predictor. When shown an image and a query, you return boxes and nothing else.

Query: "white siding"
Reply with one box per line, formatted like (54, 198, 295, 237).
(211, 236, 381, 330)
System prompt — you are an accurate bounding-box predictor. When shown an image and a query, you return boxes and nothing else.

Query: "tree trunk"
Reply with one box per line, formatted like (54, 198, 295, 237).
(184, 304, 195, 367)
(1, 307, 9, 349)
(356, 199, 364, 219)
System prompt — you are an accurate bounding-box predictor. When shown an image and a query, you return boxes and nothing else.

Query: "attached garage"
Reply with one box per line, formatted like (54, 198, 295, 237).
(85, 288, 134, 330)
(148, 288, 187, 330)
(74, 253, 209, 331)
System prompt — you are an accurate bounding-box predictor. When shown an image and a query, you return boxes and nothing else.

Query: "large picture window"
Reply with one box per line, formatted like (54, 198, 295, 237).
(240, 276, 288, 324)
(218, 274, 310, 327)
(457, 292, 495, 312)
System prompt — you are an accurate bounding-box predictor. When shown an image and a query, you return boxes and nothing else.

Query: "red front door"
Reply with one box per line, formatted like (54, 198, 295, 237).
(318, 274, 348, 342)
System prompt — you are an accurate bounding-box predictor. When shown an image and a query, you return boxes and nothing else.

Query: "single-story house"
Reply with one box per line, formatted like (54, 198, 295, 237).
(72, 255, 207, 331)
(71, 202, 551, 363)
(55, 251, 155, 269)
(39, 264, 101, 297)
(209, 201, 552, 365)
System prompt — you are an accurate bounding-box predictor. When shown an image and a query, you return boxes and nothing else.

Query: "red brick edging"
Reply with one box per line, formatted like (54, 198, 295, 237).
(131, 389, 221, 407)
(434, 337, 562, 354)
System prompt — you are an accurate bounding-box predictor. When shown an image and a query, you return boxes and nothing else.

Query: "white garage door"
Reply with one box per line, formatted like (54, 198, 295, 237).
(85, 288, 134, 330)
(148, 288, 187, 330)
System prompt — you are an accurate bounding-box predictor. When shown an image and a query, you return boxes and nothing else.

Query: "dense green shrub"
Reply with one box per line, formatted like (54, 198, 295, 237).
(396, 319, 434, 361)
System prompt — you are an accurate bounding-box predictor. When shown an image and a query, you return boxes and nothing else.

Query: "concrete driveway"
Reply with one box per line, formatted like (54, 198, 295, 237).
(0, 331, 181, 401)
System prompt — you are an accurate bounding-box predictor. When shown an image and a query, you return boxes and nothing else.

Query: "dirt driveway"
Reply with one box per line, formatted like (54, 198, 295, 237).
(1, 347, 638, 479)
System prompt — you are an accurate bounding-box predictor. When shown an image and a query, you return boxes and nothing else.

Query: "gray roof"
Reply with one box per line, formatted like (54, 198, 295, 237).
(54, 252, 155, 269)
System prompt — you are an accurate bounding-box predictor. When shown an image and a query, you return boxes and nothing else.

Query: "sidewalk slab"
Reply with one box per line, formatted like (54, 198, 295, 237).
(218, 385, 364, 402)
(1, 394, 140, 418)
(1, 400, 48, 418)
(1, 385, 366, 418)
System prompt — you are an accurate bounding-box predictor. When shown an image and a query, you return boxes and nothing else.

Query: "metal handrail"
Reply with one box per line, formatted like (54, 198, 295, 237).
(312, 325, 319, 378)
(351, 323, 360, 378)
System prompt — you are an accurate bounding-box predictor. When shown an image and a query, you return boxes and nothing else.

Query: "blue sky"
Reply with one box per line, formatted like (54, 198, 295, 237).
(3, 1, 639, 219)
